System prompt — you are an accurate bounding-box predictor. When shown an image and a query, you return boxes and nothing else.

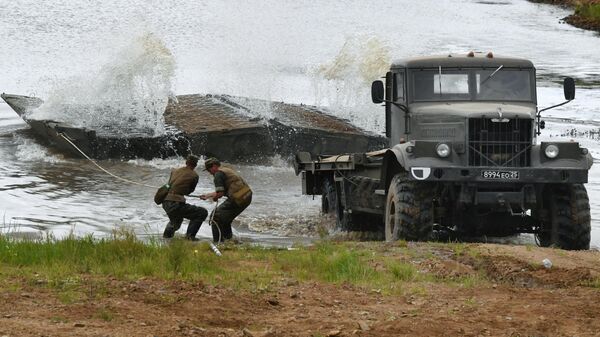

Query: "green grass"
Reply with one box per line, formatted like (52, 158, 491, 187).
(95, 307, 115, 322)
(387, 261, 417, 281)
(449, 242, 469, 257)
(575, 3, 600, 21)
(0, 231, 489, 295)
(585, 277, 600, 289)
(273, 242, 377, 284)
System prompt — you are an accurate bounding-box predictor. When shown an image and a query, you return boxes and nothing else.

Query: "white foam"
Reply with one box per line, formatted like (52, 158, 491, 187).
(13, 134, 65, 163)
(126, 156, 185, 170)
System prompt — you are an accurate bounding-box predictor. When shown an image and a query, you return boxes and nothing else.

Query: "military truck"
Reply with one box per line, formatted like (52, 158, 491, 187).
(295, 52, 593, 250)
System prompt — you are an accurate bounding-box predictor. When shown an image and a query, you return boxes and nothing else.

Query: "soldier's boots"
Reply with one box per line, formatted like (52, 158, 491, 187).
(164, 228, 200, 241)
(163, 219, 183, 238)
(163, 224, 176, 238)
(185, 220, 203, 241)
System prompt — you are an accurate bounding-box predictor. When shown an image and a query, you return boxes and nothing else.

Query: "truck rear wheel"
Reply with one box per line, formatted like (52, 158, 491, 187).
(336, 189, 360, 231)
(537, 184, 591, 250)
(385, 173, 435, 242)
(334, 177, 379, 232)
(336, 206, 376, 232)
(321, 178, 364, 231)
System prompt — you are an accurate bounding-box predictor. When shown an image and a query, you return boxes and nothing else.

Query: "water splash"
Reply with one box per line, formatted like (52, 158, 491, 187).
(317, 36, 390, 85)
(32, 32, 176, 137)
(310, 35, 390, 133)
(13, 134, 65, 163)
(126, 156, 188, 170)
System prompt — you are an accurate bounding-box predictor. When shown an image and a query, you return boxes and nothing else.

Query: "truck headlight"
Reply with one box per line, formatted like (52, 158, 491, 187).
(436, 143, 451, 158)
(545, 144, 559, 159)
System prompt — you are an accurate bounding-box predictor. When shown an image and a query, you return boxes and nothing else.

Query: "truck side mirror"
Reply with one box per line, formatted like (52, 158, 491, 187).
(564, 77, 575, 101)
(371, 80, 384, 104)
(538, 76, 577, 134)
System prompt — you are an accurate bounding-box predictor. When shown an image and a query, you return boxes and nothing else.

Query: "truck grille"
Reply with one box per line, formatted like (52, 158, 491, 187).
(468, 118, 532, 167)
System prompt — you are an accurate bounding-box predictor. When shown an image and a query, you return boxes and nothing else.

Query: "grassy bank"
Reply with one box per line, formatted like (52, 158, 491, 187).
(0, 231, 485, 297)
(2, 231, 599, 300)
(530, 0, 600, 32)
(574, 1, 600, 21)
(2, 232, 600, 336)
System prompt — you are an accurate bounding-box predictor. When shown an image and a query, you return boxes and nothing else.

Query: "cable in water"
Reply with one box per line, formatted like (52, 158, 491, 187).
(58, 133, 159, 189)
(59, 132, 224, 255)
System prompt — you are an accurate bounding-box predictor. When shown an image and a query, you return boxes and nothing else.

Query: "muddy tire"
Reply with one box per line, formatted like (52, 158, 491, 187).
(334, 177, 371, 231)
(326, 177, 354, 231)
(538, 184, 591, 250)
(320, 177, 359, 231)
(321, 178, 337, 215)
(336, 208, 376, 232)
(336, 196, 354, 231)
(385, 173, 435, 242)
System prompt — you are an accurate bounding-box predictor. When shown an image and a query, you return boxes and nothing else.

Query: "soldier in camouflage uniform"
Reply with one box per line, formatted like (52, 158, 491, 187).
(200, 158, 252, 243)
(162, 155, 208, 240)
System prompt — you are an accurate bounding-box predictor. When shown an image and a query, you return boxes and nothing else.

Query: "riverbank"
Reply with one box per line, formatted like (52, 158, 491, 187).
(530, 0, 600, 32)
(1, 233, 600, 336)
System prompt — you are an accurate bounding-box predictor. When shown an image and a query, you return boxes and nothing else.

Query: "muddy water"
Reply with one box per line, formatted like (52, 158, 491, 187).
(1, 0, 600, 248)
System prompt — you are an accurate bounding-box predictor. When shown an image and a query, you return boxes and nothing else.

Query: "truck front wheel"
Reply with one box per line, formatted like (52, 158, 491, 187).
(537, 184, 591, 250)
(385, 173, 435, 242)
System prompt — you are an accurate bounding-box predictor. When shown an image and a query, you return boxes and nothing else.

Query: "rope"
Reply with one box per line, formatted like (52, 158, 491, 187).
(58, 131, 226, 253)
(333, 154, 359, 187)
(58, 133, 159, 189)
(208, 199, 222, 244)
(208, 201, 223, 256)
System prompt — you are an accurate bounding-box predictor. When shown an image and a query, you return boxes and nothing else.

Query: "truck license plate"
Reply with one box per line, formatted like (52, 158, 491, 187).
(481, 170, 519, 180)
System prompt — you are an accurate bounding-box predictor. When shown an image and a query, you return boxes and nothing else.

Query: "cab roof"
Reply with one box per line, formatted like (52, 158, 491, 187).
(391, 52, 535, 69)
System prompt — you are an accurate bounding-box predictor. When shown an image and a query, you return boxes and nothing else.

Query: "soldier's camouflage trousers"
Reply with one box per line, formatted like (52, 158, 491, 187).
(210, 196, 252, 243)
(162, 200, 208, 239)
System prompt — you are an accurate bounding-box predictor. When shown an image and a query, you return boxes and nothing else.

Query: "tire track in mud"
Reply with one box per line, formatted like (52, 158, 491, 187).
(381, 243, 599, 289)
(464, 254, 594, 288)
(418, 244, 599, 288)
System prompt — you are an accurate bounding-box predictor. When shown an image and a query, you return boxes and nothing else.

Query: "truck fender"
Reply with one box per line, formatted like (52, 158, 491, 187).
(380, 144, 410, 192)
(585, 152, 593, 169)
(530, 145, 594, 170)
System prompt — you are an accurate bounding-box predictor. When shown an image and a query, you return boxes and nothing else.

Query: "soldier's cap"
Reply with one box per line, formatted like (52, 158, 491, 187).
(204, 157, 220, 170)
(186, 154, 199, 166)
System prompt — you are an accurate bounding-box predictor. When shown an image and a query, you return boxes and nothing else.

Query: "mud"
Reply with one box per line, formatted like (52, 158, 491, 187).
(2, 243, 600, 337)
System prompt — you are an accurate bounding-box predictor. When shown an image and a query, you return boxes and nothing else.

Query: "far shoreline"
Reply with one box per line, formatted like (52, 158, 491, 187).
(528, 0, 600, 33)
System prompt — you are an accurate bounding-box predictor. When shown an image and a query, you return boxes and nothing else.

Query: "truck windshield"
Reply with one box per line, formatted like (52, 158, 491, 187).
(411, 68, 533, 102)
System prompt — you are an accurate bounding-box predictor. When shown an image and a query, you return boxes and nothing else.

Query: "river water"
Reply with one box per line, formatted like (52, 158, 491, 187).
(1, 0, 599, 248)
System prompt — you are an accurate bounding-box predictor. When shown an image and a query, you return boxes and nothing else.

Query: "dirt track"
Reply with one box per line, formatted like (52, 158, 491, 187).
(1, 242, 600, 337)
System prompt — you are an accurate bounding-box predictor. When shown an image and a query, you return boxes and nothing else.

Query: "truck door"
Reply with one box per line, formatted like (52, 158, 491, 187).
(387, 70, 406, 145)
